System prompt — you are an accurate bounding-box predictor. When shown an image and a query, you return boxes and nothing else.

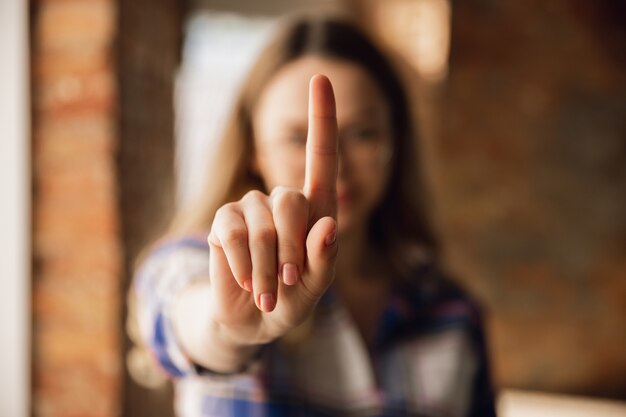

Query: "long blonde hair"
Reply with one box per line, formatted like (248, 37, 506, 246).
(169, 14, 440, 280)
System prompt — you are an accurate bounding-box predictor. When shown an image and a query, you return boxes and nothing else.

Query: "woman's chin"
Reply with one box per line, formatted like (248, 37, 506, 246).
(336, 210, 352, 236)
(336, 209, 365, 238)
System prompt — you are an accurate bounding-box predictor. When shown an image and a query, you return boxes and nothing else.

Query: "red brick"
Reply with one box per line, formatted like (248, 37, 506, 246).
(32, 0, 121, 416)
(37, 0, 115, 54)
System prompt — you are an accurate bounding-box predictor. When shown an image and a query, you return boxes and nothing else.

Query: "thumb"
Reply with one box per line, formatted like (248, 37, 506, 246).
(302, 216, 338, 300)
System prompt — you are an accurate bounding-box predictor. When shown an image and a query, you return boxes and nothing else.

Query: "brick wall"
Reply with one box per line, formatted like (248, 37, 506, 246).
(438, 0, 626, 398)
(31, 0, 121, 416)
(32, 0, 182, 415)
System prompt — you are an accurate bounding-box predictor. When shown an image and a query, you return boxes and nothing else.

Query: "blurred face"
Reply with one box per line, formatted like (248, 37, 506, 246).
(252, 56, 394, 235)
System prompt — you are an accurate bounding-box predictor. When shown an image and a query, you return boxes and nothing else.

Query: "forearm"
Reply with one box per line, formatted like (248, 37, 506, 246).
(171, 281, 259, 374)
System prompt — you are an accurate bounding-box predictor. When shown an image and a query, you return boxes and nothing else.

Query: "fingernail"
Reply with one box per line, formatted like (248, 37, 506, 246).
(282, 263, 299, 286)
(324, 230, 336, 246)
(242, 279, 252, 292)
(259, 293, 276, 312)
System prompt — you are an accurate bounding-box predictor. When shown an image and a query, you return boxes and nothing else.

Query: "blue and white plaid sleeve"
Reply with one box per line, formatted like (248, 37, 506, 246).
(133, 236, 211, 378)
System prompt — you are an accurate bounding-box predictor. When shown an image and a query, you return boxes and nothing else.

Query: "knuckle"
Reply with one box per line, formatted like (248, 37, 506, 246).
(214, 206, 226, 220)
(215, 202, 237, 219)
(270, 185, 289, 197)
(222, 228, 248, 248)
(251, 227, 276, 247)
(207, 230, 219, 247)
(243, 189, 267, 204)
(273, 189, 307, 212)
(307, 143, 338, 157)
(278, 241, 301, 259)
(307, 185, 336, 198)
(251, 269, 278, 293)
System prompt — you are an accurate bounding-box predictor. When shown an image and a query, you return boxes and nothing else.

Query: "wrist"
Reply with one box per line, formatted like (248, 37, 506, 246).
(172, 282, 258, 374)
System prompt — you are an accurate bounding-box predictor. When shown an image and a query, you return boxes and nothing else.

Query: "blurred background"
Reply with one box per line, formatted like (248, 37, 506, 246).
(1, 0, 625, 416)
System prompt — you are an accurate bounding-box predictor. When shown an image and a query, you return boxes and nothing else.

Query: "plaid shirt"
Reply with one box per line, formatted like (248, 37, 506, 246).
(133, 236, 496, 417)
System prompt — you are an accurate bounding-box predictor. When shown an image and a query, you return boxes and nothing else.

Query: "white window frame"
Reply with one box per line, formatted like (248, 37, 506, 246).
(0, 0, 31, 415)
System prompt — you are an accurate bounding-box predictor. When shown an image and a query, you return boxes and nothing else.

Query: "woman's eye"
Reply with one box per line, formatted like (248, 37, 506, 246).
(286, 132, 307, 146)
(348, 127, 379, 141)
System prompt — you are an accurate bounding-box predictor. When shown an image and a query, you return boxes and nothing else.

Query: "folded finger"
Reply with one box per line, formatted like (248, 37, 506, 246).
(242, 191, 278, 312)
(270, 187, 308, 286)
(300, 216, 338, 301)
(210, 203, 252, 292)
(208, 237, 240, 322)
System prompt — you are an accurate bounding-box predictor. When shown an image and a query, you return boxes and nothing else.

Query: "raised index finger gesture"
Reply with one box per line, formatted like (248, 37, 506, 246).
(303, 74, 339, 224)
(271, 74, 340, 322)
(277, 74, 339, 310)
(204, 75, 340, 346)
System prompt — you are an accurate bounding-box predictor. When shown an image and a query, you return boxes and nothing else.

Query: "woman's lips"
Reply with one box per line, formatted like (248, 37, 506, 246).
(338, 190, 351, 207)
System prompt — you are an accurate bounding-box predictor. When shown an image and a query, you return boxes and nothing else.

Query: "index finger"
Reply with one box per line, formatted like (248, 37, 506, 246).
(303, 74, 338, 222)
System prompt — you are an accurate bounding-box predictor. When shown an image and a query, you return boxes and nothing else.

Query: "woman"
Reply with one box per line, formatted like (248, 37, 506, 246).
(131, 14, 496, 417)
